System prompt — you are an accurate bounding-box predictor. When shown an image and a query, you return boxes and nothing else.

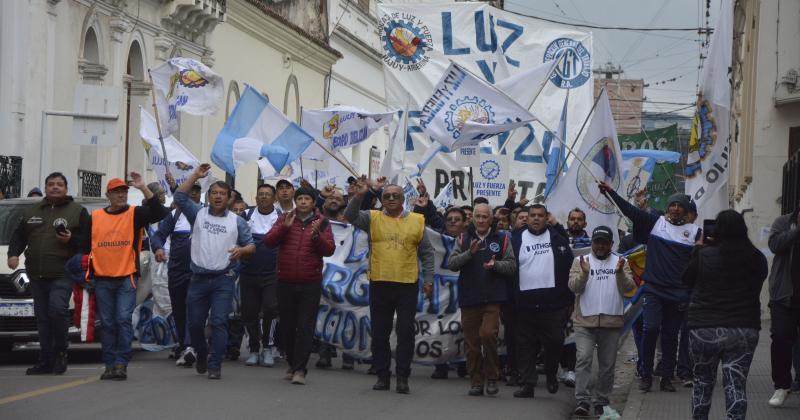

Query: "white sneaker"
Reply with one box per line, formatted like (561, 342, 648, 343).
(563, 370, 576, 387)
(245, 352, 259, 366)
(261, 347, 275, 367)
(769, 389, 791, 407)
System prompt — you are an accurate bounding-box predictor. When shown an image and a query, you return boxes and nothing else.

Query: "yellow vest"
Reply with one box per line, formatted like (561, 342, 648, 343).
(368, 210, 425, 284)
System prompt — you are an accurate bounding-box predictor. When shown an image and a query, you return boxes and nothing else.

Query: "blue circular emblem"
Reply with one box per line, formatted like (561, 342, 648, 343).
(489, 242, 500, 253)
(379, 14, 433, 71)
(543, 38, 592, 89)
(445, 96, 495, 140)
(480, 159, 501, 180)
(685, 97, 716, 179)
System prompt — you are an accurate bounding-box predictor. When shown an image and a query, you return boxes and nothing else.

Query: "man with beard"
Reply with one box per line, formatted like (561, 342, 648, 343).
(566, 208, 591, 249)
(600, 183, 700, 393)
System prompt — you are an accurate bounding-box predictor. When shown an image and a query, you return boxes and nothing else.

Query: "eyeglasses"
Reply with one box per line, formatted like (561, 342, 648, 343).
(382, 193, 402, 200)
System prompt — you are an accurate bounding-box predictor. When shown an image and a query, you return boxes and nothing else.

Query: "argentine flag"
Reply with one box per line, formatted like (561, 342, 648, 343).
(212, 85, 313, 177)
(543, 91, 569, 198)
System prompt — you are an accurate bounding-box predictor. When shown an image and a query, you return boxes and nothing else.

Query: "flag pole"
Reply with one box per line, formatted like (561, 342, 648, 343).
(311, 138, 360, 178)
(147, 69, 171, 177)
(549, 87, 605, 195)
(299, 106, 305, 180)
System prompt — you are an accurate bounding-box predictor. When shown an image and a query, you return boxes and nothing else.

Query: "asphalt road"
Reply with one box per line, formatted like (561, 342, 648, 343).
(0, 345, 575, 420)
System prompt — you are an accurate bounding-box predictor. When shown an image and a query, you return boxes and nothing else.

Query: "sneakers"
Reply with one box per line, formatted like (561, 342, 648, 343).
(53, 352, 68, 375)
(245, 352, 259, 366)
(431, 365, 449, 379)
(373, 375, 390, 391)
(26, 363, 54, 375)
(176, 347, 196, 367)
(513, 384, 535, 398)
(468, 385, 484, 396)
(660, 377, 676, 392)
(396, 375, 410, 394)
(573, 402, 591, 417)
(284, 368, 295, 380)
(486, 380, 499, 395)
(111, 364, 127, 381)
(260, 347, 275, 367)
(291, 371, 306, 385)
(100, 366, 115, 380)
(639, 377, 652, 393)
(768, 389, 791, 407)
(195, 353, 208, 375)
(562, 370, 576, 388)
(679, 376, 693, 388)
(208, 369, 221, 380)
(315, 354, 332, 369)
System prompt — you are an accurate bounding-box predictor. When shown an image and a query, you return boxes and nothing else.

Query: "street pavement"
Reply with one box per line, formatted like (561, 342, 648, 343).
(621, 322, 800, 419)
(0, 344, 576, 420)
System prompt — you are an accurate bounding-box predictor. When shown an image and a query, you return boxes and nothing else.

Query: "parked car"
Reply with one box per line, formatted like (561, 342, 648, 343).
(0, 196, 108, 352)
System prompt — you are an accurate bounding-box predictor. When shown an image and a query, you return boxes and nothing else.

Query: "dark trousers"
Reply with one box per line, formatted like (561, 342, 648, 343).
(640, 292, 683, 380)
(690, 327, 758, 420)
(517, 306, 570, 386)
(168, 270, 191, 348)
(240, 273, 278, 353)
(462, 303, 501, 386)
(501, 303, 518, 375)
(677, 316, 692, 379)
(770, 302, 800, 389)
(369, 281, 418, 378)
(632, 315, 644, 376)
(277, 281, 322, 374)
(29, 277, 72, 365)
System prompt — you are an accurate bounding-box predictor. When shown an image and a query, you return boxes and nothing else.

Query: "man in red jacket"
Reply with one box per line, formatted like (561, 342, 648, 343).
(265, 186, 335, 385)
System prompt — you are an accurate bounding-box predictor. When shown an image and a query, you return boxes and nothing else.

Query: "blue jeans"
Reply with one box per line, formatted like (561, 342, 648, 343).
(187, 271, 235, 370)
(640, 292, 683, 380)
(29, 277, 73, 365)
(95, 277, 137, 367)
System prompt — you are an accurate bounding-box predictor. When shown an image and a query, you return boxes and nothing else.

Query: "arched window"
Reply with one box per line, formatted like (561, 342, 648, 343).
(127, 41, 145, 82)
(78, 26, 107, 81)
(84, 28, 99, 63)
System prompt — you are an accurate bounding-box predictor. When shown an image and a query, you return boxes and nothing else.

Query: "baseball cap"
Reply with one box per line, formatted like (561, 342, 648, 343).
(591, 225, 614, 242)
(347, 176, 358, 185)
(106, 178, 129, 192)
(667, 193, 690, 209)
(276, 179, 293, 189)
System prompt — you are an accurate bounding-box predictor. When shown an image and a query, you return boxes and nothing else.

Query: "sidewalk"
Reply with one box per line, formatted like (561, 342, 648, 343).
(621, 321, 800, 419)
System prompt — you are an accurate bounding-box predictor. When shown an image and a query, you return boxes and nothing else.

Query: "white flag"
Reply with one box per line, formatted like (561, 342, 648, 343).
(379, 108, 408, 179)
(419, 62, 537, 150)
(432, 179, 455, 210)
(495, 60, 557, 108)
(301, 106, 394, 154)
(546, 91, 623, 244)
(139, 108, 200, 196)
(150, 57, 224, 117)
(685, 0, 732, 221)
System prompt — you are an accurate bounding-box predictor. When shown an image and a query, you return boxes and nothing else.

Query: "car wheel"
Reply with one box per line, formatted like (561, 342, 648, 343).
(0, 339, 14, 352)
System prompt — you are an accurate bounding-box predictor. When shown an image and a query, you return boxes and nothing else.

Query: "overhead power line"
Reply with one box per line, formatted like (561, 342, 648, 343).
(502, 6, 714, 32)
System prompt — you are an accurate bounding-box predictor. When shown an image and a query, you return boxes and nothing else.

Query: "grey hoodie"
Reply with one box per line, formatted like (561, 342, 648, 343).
(768, 212, 800, 305)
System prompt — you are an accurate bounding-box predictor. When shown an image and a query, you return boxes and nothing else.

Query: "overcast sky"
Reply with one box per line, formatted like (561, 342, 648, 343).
(504, 0, 722, 116)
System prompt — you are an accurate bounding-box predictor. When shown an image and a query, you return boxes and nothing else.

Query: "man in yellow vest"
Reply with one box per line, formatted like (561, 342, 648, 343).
(84, 172, 168, 381)
(345, 176, 435, 394)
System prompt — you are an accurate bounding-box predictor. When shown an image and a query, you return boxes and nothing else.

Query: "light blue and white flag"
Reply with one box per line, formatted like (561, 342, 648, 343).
(621, 149, 680, 202)
(432, 179, 455, 210)
(419, 62, 537, 150)
(543, 91, 569, 198)
(212, 85, 313, 177)
(402, 177, 420, 213)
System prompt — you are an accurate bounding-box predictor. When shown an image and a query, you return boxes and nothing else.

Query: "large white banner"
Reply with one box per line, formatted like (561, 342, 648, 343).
(317, 223, 487, 364)
(378, 2, 592, 205)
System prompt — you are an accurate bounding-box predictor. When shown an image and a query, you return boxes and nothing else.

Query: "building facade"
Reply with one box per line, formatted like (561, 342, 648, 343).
(730, 0, 800, 244)
(0, 0, 340, 201)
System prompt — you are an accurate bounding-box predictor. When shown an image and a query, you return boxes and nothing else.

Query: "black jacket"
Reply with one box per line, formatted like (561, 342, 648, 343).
(447, 227, 516, 307)
(682, 242, 768, 329)
(510, 225, 574, 310)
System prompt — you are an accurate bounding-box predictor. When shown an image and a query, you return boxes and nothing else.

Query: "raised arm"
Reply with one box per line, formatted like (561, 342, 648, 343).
(344, 175, 372, 232)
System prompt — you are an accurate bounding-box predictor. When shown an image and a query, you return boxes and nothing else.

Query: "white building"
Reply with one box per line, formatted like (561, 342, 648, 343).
(730, 0, 800, 243)
(0, 0, 340, 201)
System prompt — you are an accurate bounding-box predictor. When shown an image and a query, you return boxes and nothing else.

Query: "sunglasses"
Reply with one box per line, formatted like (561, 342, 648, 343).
(382, 193, 402, 200)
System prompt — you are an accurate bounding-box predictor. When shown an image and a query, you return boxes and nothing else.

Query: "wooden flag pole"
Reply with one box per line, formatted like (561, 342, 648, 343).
(147, 69, 171, 177)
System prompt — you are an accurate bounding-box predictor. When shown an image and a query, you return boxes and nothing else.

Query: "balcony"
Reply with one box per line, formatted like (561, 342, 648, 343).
(161, 0, 226, 41)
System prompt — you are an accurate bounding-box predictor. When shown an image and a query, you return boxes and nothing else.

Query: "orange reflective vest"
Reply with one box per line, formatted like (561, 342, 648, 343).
(90, 207, 139, 281)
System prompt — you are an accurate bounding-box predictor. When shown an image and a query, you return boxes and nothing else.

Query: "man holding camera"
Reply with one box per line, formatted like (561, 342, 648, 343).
(8, 172, 89, 375)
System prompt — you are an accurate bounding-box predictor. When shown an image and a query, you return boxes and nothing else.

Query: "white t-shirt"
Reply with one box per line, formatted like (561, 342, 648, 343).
(190, 208, 240, 271)
(518, 229, 556, 291)
(248, 208, 279, 235)
(579, 254, 624, 317)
